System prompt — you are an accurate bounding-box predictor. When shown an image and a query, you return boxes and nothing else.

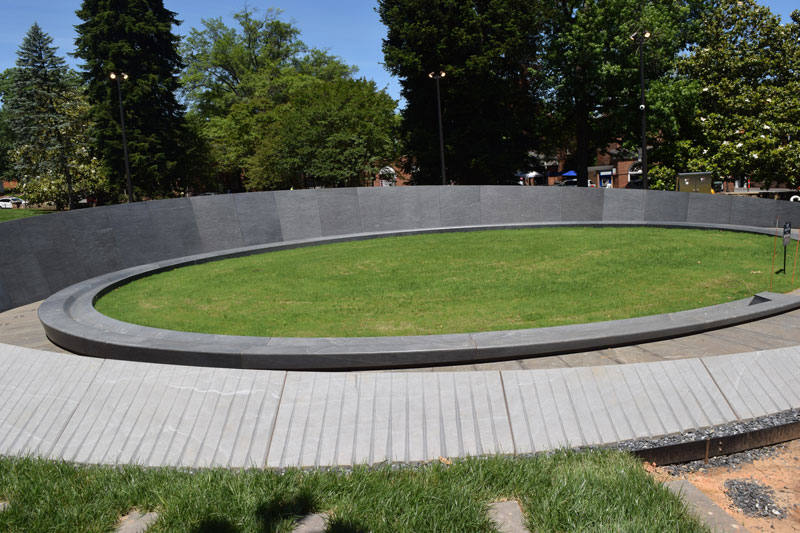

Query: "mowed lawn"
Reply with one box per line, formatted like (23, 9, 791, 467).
(0, 208, 52, 222)
(95, 227, 796, 337)
(0, 451, 708, 532)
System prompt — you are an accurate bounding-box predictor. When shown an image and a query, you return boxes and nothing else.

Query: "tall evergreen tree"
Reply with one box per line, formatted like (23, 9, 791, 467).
(74, 0, 188, 199)
(379, 0, 543, 185)
(4, 24, 80, 208)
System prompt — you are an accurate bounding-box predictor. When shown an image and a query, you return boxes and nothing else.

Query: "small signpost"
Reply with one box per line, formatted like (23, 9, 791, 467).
(781, 222, 792, 275)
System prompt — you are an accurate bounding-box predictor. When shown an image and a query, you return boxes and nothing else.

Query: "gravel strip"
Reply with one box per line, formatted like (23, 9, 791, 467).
(723, 478, 786, 518)
(603, 408, 800, 473)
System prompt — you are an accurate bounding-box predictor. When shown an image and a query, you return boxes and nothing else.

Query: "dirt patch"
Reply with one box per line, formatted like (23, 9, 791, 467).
(655, 440, 800, 532)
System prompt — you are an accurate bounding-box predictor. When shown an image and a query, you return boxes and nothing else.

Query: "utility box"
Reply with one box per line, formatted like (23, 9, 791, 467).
(677, 172, 713, 194)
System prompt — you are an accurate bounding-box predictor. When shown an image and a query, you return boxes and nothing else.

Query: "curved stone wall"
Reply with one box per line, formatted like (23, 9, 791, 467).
(2, 186, 799, 313)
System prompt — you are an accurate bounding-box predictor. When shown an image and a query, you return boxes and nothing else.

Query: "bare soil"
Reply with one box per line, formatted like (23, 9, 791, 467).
(654, 440, 800, 532)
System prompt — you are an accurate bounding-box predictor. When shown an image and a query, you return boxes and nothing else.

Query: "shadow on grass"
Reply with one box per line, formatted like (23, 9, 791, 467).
(190, 517, 239, 533)
(256, 486, 317, 531)
(326, 517, 371, 533)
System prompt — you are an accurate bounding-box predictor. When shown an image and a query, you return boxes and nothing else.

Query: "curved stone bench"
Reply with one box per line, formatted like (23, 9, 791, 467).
(37, 222, 800, 370)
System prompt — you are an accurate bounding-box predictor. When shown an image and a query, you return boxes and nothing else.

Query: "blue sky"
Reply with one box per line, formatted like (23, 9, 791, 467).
(1, 0, 798, 105)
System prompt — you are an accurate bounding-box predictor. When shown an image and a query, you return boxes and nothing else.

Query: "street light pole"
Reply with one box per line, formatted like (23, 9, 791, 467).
(429, 71, 447, 185)
(631, 31, 651, 189)
(110, 72, 133, 203)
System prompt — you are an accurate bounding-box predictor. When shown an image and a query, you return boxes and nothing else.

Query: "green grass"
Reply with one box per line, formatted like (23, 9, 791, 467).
(0, 208, 52, 222)
(0, 450, 708, 532)
(95, 227, 797, 337)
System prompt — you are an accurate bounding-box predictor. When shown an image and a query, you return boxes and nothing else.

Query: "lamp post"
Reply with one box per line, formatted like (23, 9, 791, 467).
(631, 31, 651, 189)
(110, 72, 133, 203)
(428, 71, 447, 185)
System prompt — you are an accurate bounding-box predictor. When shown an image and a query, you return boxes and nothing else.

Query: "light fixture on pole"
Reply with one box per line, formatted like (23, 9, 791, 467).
(428, 71, 447, 185)
(110, 71, 134, 203)
(630, 31, 651, 189)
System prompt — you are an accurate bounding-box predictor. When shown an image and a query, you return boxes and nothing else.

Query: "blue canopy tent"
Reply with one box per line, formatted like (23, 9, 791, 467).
(562, 170, 577, 177)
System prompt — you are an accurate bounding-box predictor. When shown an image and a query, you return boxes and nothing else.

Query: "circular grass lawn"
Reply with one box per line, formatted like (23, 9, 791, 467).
(94, 227, 796, 337)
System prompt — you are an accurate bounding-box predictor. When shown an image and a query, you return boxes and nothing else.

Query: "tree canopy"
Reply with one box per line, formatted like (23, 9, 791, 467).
(75, 0, 190, 200)
(674, 0, 800, 187)
(181, 8, 397, 190)
(379, 0, 542, 185)
(2, 24, 104, 209)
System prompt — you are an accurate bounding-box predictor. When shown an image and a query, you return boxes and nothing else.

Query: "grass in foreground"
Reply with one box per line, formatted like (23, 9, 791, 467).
(95, 227, 796, 337)
(0, 208, 52, 222)
(0, 450, 707, 532)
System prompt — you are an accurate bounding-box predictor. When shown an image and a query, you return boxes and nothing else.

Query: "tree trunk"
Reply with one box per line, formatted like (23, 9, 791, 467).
(574, 97, 591, 187)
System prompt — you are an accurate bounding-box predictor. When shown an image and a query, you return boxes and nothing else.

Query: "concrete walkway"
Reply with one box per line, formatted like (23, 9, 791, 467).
(2, 300, 800, 469)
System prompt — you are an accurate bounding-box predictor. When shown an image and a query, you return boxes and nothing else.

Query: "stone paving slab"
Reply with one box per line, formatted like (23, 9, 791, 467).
(116, 510, 159, 533)
(488, 501, 530, 533)
(666, 480, 746, 532)
(0, 342, 798, 468)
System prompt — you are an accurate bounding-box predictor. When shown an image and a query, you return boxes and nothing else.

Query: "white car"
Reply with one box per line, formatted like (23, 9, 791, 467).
(0, 198, 15, 209)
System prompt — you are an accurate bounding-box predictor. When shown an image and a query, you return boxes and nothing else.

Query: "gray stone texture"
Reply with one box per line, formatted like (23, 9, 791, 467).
(561, 187, 604, 221)
(358, 186, 441, 231)
(275, 189, 323, 241)
(317, 188, 363, 236)
(189, 194, 245, 253)
(233, 191, 283, 245)
(440, 185, 481, 226)
(729, 195, 778, 228)
(602, 188, 645, 221)
(480, 186, 523, 224)
(0, 186, 791, 314)
(520, 186, 562, 222)
(688, 193, 732, 225)
(644, 189, 690, 222)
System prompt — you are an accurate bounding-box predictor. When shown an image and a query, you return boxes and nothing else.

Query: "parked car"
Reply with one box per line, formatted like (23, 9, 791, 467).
(626, 178, 644, 189)
(0, 197, 16, 209)
(7, 197, 26, 206)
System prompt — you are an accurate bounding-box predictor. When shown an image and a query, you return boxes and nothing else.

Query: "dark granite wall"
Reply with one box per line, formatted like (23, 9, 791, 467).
(2, 187, 797, 312)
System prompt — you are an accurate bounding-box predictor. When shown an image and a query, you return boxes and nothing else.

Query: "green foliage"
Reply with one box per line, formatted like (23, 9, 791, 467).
(0, 70, 13, 183)
(677, 0, 800, 187)
(181, 8, 395, 190)
(541, 0, 697, 185)
(246, 77, 398, 189)
(646, 164, 678, 190)
(379, 0, 542, 185)
(74, 0, 191, 199)
(2, 24, 103, 209)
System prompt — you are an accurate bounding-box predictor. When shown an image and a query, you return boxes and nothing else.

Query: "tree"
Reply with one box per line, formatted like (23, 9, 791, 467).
(378, 0, 543, 185)
(74, 0, 189, 200)
(0, 70, 14, 185)
(540, 0, 698, 186)
(3, 24, 87, 209)
(181, 8, 396, 190)
(246, 77, 398, 189)
(678, 0, 800, 187)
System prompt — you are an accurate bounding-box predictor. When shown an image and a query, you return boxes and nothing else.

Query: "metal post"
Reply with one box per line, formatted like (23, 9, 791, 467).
(638, 36, 648, 190)
(435, 77, 446, 185)
(430, 71, 447, 185)
(113, 74, 134, 203)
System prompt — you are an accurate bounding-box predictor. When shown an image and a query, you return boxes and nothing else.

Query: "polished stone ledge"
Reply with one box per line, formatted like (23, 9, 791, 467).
(38, 222, 800, 371)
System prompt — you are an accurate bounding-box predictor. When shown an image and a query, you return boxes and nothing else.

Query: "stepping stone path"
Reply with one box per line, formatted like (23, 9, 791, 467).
(0, 501, 8, 512)
(115, 510, 159, 533)
(488, 501, 530, 533)
(292, 512, 329, 533)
